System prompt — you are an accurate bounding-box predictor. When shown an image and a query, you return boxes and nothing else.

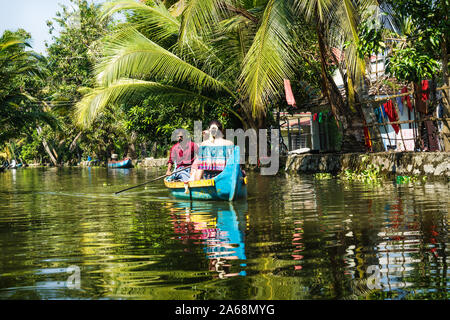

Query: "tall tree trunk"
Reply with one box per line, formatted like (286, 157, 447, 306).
(36, 125, 58, 166)
(69, 132, 83, 152)
(316, 23, 345, 123)
(440, 31, 450, 151)
(316, 23, 366, 153)
(126, 131, 138, 159)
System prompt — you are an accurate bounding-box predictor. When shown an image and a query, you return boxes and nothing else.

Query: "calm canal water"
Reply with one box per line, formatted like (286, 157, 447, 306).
(0, 167, 448, 300)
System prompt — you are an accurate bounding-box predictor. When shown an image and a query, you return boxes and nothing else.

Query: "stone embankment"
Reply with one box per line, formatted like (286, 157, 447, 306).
(77, 157, 167, 167)
(135, 158, 167, 168)
(285, 152, 450, 179)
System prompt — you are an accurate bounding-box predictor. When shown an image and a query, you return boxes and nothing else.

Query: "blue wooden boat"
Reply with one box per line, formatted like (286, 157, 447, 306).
(170, 201, 248, 276)
(108, 158, 133, 169)
(164, 146, 247, 201)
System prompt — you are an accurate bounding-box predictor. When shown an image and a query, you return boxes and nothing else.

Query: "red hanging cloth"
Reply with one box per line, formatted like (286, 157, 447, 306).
(364, 126, 372, 149)
(383, 100, 400, 134)
(401, 86, 413, 111)
(421, 80, 430, 102)
(414, 81, 428, 114)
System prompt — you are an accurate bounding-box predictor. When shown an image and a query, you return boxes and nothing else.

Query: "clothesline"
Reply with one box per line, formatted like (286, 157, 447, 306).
(351, 85, 450, 108)
(368, 136, 415, 141)
(354, 117, 450, 128)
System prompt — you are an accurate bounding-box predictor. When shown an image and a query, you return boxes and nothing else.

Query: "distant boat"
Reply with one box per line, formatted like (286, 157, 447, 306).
(108, 158, 133, 169)
(288, 148, 311, 155)
(164, 146, 247, 201)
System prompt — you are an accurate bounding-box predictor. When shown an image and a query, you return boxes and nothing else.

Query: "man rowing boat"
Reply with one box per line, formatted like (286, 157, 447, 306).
(166, 129, 198, 182)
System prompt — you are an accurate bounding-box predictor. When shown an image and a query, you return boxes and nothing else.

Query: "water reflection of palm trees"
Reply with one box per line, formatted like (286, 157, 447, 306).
(167, 201, 248, 279)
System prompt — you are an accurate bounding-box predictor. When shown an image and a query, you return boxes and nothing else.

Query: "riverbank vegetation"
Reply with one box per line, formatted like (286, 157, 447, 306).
(1, 0, 449, 166)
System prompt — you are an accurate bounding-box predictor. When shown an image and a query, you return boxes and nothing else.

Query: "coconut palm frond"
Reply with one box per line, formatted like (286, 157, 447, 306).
(100, 0, 180, 42)
(238, 0, 295, 118)
(75, 79, 227, 128)
(338, 0, 379, 82)
(95, 27, 233, 97)
(168, 0, 187, 17)
(294, 0, 334, 23)
(0, 38, 28, 52)
(211, 14, 257, 81)
(377, 1, 401, 34)
(171, 32, 226, 78)
(178, 0, 222, 50)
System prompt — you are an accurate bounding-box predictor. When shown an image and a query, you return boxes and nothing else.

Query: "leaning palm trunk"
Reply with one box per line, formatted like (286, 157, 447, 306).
(36, 125, 59, 166)
(316, 22, 366, 152)
(317, 23, 345, 123)
(69, 131, 83, 152)
(126, 131, 138, 159)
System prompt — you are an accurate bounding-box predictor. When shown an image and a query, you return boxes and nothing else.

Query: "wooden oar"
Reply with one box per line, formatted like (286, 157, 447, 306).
(114, 165, 192, 195)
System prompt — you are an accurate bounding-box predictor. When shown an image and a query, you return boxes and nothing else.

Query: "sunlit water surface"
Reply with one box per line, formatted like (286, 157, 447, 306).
(0, 167, 448, 300)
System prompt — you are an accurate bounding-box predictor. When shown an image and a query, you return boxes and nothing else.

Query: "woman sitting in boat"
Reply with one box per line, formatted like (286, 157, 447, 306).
(190, 120, 234, 181)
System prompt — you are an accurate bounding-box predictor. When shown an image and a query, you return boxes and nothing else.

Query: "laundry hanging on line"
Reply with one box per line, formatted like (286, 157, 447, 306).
(396, 94, 403, 115)
(383, 100, 400, 134)
(374, 105, 388, 123)
(415, 80, 430, 114)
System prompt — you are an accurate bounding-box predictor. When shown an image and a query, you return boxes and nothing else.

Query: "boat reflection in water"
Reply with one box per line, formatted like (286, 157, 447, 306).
(168, 201, 248, 279)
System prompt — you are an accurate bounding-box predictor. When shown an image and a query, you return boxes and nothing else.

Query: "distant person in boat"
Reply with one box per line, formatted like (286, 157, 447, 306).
(190, 120, 234, 181)
(166, 129, 199, 182)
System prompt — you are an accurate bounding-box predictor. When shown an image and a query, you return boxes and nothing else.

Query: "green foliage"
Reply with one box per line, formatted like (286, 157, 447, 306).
(340, 156, 383, 184)
(0, 30, 51, 145)
(19, 131, 45, 162)
(75, 0, 335, 130)
(395, 175, 427, 184)
(122, 94, 236, 157)
(314, 173, 333, 180)
(124, 102, 189, 150)
(46, 0, 112, 99)
(78, 110, 129, 161)
(357, 20, 385, 59)
(389, 0, 449, 61)
(0, 0, 126, 165)
(385, 47, 440, 83)
(383, 0, 447, 83)
(352, 0, 447, 85)
(37, 0, 120, 164)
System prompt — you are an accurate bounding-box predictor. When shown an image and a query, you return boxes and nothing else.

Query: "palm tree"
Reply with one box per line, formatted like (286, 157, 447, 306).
(75, 0, 297, 130)
(76, 0, 378, 152)
(0, 32, 52, 145)
(294, 0, 378, 151)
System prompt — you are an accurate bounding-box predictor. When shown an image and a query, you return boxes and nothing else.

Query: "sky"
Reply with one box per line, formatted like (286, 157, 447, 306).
(0, 0, 103, 55)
